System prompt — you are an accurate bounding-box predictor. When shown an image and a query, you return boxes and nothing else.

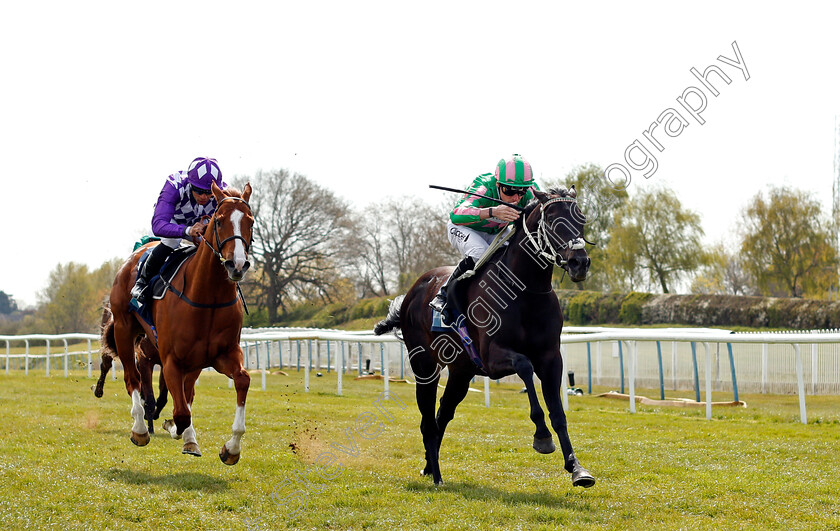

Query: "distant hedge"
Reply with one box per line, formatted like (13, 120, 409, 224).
(269, 296, 392, 328)
(555, 290, 840, 329)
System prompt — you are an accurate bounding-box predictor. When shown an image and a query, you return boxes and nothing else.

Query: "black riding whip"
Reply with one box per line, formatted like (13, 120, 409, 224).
(428, 184, 526, 212)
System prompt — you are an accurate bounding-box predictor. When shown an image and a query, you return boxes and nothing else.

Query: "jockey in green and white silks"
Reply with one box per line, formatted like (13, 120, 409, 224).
(430, 154, 541, 314)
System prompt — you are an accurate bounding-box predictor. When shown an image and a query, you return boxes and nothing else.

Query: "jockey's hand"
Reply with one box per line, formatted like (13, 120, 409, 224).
(493, 204, 520, 222)
(189, 221, 208, 240)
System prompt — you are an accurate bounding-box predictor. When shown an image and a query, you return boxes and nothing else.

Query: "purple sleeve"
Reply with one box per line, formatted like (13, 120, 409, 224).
(151, 181, 187, 238)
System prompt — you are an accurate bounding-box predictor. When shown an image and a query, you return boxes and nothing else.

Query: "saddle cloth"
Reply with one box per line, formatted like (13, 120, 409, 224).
(430, 307, 487, 376)
(129, 245, 197, 328)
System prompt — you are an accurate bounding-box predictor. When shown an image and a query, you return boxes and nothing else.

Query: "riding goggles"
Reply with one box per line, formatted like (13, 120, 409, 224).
(499, 185, 527, 197)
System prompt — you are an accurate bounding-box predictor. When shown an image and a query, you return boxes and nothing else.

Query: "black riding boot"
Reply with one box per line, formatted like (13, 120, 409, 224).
(429, 255, 476, 314)
(130, 244, 174, 303)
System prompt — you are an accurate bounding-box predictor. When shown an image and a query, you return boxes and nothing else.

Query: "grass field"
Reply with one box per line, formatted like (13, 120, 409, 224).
(1, 370, 839, 530)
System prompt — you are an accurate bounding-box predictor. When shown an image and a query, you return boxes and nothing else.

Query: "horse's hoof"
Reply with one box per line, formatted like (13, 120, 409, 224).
(92, 385, 103, 398)
(130, 431, 150, 446)
(219, 444, 241, 466)
(533, 436, 556, 454)
(572, 467, 596, 488)
(163, 419, 181, 439)
(182, 442, 202, 457)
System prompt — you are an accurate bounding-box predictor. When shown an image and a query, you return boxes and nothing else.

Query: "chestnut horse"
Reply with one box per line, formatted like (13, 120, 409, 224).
(374, 187, 595, 487)
(100, 182, 254, 464)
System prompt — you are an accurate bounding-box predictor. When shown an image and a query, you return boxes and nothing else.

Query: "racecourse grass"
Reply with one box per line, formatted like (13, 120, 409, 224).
(0, 371, 838, 530)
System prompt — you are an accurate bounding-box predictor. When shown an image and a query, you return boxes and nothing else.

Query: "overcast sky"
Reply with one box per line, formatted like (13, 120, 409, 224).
(2, 2, 839, 308)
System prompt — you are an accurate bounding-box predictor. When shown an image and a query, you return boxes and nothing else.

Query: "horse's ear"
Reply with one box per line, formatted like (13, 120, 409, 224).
(211, 181, 224, 202)
(242, 182, 252, 203)
(533, 190, 549, 203)
(569, 185, 577, 199)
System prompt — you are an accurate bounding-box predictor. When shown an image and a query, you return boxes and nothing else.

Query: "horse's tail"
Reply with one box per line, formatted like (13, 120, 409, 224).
(373, 295, 404, 336)
(94, 304, 117, 398)
(100, 304, 116, 356)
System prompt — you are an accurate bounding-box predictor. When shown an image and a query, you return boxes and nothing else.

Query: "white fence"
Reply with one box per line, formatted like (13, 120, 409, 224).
(3, 326, 840, 424)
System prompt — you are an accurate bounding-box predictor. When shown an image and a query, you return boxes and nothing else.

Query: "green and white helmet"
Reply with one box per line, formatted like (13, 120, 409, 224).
(495, 154, 534, 187)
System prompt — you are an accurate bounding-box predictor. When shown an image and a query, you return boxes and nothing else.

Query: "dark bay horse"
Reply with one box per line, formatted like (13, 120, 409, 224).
(100, 182, 254, 464)
(374, 187, 595, 487)
(94, 305, 167, 434)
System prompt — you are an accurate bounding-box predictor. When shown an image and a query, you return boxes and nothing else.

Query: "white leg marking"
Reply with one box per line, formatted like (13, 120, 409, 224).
(225, 405, 246, 455)
(131, 390, 147, 434)
(167, 420, 181, 439)
(182, 423, 197, 445)
(230, 210, 247, 271)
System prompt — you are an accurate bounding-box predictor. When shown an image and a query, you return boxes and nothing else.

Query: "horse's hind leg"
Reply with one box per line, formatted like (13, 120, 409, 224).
(154, 368, 168, 420)
(137, 351, 156, 434)
(113, 317, 149, 446)
(214, 353, 250, 466)
(537, 355, 595, 488)
(434, 367, 473, 457)
(93, 352, 113, 398)
(409, 349, 443, 484)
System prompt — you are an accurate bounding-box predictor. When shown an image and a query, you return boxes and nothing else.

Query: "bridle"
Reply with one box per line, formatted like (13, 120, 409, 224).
(200, 196, 253, 266)
(196, 195, 253, 314)
(522, 196, 586, 269)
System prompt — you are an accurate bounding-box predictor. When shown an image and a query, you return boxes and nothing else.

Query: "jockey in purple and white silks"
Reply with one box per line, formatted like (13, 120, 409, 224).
(429, 154, 540, 315)
(130, 157, 228, 304)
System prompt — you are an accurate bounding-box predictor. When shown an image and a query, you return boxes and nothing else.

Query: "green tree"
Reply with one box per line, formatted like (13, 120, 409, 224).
(606, 185, 707, 293)
(0, 291, 17, 314)
(36, 258, 122, 333)
(690, 246, 727, 294)
(547, 163, 629, 291)
(740, 186, 838, 298)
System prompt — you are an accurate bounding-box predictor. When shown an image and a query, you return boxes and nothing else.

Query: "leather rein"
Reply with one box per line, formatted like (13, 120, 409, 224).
(173, 196, 252, 314)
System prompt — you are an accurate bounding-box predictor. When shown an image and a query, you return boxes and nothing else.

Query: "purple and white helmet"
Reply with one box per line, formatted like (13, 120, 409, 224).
(187, 157, 222, 190)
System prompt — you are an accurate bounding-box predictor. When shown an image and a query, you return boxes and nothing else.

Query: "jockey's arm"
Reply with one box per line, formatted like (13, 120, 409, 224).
(151, 181, 190, 239)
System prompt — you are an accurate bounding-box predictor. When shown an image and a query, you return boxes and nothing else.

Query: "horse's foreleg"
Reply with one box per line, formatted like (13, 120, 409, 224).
(176, 370, 202, 457)
(113, 320, 148, 446)
(512, 355, 554, 454)
(215, 355, 250, 466)
(161, 361, 191, 443)
(537, 355, 595, 488)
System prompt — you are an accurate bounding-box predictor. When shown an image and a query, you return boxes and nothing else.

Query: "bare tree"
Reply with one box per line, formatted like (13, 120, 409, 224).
(345, 196, 459, 295)
(347, 210, 392, 297)
(241, 170, 352, 323)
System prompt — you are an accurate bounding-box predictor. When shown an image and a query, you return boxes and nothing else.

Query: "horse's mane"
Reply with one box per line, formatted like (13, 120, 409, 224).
(522, 186, 571, 216)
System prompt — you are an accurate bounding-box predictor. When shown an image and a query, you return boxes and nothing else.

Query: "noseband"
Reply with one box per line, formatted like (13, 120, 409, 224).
(522, 196, 586, 269)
